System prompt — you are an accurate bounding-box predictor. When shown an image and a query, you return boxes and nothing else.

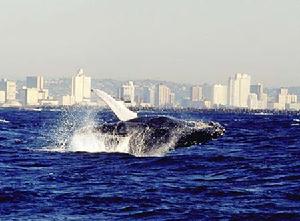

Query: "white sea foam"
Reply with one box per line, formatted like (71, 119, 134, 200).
(254, 112, 273, 116)
(69, 131, 131, 154)
(0, 119, 10, 123)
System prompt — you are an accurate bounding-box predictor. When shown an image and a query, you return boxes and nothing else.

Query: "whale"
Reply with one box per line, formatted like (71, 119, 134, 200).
(81, 89, 225, 155)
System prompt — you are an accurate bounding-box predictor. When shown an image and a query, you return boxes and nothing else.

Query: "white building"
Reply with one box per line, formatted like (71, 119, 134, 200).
(71, 68, 91, 104)
(0, 79, 21, 107)
(119, 81, 135, 106)
(190, 85, 202, 102)
(228, 73, 251, 108)
(0, 79, 17, 102)
(0, 91, 5, 103)
(248, 93, 258, 109)
(212, 84, 227, 107)
(270, 88, 298, 110)
(140, 86, 155, 106)
(62, 95, 75, 106)
(25, 88, 39, 106)
(155, 84, 174, 107)
(27, 76, 44, 90)
(202, 84, 213, 102)
(25, 76, 56, 106)
(250, 83, 268, 109)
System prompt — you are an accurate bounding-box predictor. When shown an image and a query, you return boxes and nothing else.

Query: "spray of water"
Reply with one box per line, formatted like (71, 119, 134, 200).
(44, 90, 196, 157)
(42, 107, 174, 157)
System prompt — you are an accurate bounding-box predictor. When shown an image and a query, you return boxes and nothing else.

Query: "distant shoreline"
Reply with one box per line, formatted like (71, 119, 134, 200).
(0, 106, 299, 115)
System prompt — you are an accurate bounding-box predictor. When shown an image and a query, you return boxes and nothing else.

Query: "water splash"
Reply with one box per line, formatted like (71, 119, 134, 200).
(45, 108, 173, 157)
(69, 131, 131, 154)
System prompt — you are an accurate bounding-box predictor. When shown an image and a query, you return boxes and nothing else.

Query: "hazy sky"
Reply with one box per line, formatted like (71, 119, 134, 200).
(0, 0, 299, 86)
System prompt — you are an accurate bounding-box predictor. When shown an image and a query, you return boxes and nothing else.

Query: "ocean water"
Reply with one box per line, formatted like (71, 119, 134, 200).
(0, 108, 299, 220)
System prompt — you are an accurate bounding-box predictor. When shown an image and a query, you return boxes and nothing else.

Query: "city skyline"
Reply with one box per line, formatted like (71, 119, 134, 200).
(1, 70, 300, 89)
(0, 68, 299, 111)
(0, 0, 300, 86)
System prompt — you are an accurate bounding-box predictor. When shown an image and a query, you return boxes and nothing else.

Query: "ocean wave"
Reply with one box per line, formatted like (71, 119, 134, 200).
(0, 119, 9, 123)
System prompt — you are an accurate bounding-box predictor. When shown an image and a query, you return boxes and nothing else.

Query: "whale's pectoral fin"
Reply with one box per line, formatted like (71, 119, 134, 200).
(92, 89, 138, 121)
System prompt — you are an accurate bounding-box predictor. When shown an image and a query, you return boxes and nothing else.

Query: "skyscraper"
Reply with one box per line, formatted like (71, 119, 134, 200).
(212, 84, 227, 106)
(250, 83, 264, 100)
(0, 79, 17, 102)
(141, 86, 155, 106)
(27, 76, 44, 90)
(228, 73, 251, 108)
(190, 85, 202, 102)
(119, 81, 135, 105)
(155, 84, 174, 107)
(25, 75, 52, 106)
(251, 83, 268, 109)
(71, 68, 91, 104)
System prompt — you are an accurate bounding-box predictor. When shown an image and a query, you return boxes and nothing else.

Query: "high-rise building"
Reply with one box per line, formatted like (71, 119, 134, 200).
(25, 75, 53, 106)
(190, 85, 202, 102)
(155, 84, 174, 107)
(228, 73, 251, 108)
(248, 93, 258, 109)
(212, 84, 227, 106)
(0, 79, 17, 102)
(141, 86, 155, 106)
(0, 91, 5, 103)
(119, 81, 135, 105)
(269, 88, 298, 110)
(25, 88, 39, 106)
(251, 83, 264, 100)
(202, 84, 213, 102)
(250, 83, 268, 109)
(71, 68, 91, 104)
(27, 76, 44, 90)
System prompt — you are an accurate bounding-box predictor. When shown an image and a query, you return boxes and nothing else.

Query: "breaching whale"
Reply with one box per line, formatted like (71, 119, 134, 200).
(85, 89, 225, 155)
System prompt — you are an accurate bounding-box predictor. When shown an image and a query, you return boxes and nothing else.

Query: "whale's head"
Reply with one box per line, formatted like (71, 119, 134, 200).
(174, 120, 225, 147)
(120, 116, 225, 148)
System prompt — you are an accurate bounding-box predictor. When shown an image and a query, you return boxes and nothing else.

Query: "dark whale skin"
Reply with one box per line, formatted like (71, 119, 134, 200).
(91, 116, 225, 152)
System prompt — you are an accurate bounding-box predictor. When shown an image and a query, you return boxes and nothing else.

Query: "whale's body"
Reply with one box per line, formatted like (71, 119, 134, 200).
(81, 89, 225, 155)
(78, 115, 224, 155)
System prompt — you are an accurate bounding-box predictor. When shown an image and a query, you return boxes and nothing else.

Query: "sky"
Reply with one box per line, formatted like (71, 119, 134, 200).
(0, 0, 299, 87)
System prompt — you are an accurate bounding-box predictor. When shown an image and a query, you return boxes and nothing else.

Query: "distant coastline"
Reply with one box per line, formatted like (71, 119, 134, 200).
(0, 105, 299, 115)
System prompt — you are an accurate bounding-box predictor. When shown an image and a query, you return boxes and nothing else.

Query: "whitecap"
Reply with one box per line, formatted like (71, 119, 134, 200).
(0, 119, 10, 123)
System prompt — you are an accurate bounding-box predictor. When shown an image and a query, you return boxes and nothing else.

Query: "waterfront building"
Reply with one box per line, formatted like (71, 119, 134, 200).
(258, 93, 268, 109)
(250, 83, 268, 109)
(0, 91, 5, 103)
(119, 81, 135, 106)
(270, 88, 298, 110)
(251, 83, 264, 100)
(71, 68, 91, 104)
(202, 84, 213, 102)
(27, 76, 44, 90)
(141, 86, 155, 106)
(62, 95, 75, 106)
(25, 75, 55, 106)
(0, 79, 17, 102)
(201, 100, 212, 109)
(25, 88, 39, 106)
(155, 84, 174, 107)
(190, 85, 202, 102)
(212, 84, 227, 107)
(228, 73, 251, 108)
(248, 93, 258, 109)
(287, 103, 300, 111)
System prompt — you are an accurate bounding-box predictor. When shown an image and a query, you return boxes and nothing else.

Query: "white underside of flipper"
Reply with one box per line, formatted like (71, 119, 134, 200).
(92, 89, 138, 121)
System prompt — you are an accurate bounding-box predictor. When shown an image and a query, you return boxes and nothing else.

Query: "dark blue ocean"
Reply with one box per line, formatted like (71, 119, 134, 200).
(0, 108, 299, 220)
